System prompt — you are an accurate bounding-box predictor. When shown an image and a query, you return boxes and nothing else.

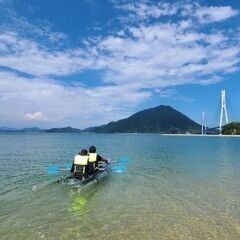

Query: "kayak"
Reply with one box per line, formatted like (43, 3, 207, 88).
(60, 162, 111, 188)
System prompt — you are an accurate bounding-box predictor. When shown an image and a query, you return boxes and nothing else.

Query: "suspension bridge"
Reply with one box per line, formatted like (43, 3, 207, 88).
(201, 89, 229, 135)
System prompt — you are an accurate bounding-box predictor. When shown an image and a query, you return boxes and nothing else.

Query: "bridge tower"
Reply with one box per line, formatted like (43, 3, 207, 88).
(219, 90, 229, 135)
(201, 111, 207, 135)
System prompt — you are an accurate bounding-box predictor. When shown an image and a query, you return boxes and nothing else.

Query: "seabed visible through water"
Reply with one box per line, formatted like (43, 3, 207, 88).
(0, 133, 240, 239)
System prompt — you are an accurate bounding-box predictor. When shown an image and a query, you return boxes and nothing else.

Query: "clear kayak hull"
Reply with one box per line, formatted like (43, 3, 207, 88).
(60, 163, 111, 188)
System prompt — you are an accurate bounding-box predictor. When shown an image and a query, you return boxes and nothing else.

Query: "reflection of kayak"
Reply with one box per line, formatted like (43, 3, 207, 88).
(60, 163, 111, 187)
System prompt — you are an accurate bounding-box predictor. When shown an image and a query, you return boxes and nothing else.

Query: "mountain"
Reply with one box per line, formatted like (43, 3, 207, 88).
(0, 127, 18, 131)
(0, 127, 42, 132)
(83, 105, 201, 134)
(22, 127, 42, 132)
(0, 126, 82, 133)
(45, 127, 82, 133)
(222, 122, 240, 135)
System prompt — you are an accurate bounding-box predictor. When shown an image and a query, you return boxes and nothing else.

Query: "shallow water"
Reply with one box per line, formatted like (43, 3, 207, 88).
(0, 133, 240, 240)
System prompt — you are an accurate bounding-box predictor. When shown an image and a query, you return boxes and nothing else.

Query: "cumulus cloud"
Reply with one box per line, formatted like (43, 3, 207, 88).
(195, 6, 239, 23)
(25, 111, 47, 121)
(116, 2, 179, 19)
(97, 23, 239, 88)
(115, 1, 238, 23)
(0, 32, 97, 76)
(0, 71, 150, 127)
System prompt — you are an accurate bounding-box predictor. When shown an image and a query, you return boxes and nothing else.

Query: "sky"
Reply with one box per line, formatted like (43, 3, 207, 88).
(0, 0, 239, 129)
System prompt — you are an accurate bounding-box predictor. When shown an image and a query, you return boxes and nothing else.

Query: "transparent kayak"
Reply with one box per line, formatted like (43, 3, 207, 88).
(59, 163, 111, 188)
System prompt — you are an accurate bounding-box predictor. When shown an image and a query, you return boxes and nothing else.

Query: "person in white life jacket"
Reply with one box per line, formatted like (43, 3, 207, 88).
(88, 146, 109, 175)
(70, 149, 89, 180)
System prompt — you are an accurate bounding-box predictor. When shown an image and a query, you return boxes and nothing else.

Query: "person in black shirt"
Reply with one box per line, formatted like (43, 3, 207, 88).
(88, 146, 108, 175)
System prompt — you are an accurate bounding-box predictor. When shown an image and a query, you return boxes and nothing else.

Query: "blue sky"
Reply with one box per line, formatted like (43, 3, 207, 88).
(0, 0, 239, 128)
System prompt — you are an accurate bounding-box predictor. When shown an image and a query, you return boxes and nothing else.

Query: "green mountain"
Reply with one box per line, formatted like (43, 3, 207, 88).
(45, 127, 82, 133)
(0, 127, 18, 131)
(0, 127, 42, 132)
(84, 105, 201, 134)
(22, 127, 42, 132)
(222, 122, 240, 135)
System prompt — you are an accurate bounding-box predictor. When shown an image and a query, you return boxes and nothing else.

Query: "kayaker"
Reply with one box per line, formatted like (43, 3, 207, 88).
(88, 146, 109, 175)
(70, 149, 89, 180)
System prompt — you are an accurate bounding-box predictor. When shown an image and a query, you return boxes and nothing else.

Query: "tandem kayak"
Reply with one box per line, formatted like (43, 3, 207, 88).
(60, 162, 111, 188)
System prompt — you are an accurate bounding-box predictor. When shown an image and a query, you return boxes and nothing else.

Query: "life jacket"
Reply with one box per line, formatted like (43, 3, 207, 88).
(73, 155, 89, 174)
(88, 153, 97, 163)
(88, 153, 97, 172)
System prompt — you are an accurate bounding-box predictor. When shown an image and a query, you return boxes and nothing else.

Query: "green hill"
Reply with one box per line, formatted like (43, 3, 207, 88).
(45, 127, 82, 133)
(222, 122, 240, 135)
(84, 105, 201, 134)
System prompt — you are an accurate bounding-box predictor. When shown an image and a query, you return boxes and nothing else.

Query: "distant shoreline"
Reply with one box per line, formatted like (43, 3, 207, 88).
(1, 131, 240, 137)
(161, 134, 240, 138)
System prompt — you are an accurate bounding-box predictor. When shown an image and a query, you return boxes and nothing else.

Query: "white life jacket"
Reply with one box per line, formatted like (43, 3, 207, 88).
(73, 155, 89, 174)
(88, 153, 97, 163)
(74, 155, 89, 165)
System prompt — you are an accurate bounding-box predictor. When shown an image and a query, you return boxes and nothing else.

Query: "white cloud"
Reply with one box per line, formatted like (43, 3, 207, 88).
(115, 1, 238, 24)
(0, 3, 238, 86)
(96, 23, 239, 88)
(155, 88, 194, 102)
(116, 1, 178, 20)
(48, 32, 67, 42)
(196, 6, 238, 23)
(0, 32, 97, 76)
(0, 71, 150, 127)
(25, 111, 47, 121)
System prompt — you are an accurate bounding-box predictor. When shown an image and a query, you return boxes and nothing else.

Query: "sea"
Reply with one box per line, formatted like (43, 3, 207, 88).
(0, 133, 240, 240)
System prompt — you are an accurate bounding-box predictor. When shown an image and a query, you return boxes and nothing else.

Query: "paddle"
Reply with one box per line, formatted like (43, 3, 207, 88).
(111, 165, 127, 173)
(109, 157, 129, 173)
(118, 157, 130, 164)
(47, 157, 130, 174)
(110, 157, 130, 165)
(47, 166, 71, 174)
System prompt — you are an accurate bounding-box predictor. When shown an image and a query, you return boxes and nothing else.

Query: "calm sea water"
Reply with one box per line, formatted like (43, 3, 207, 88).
(0, 133, 240, 240)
